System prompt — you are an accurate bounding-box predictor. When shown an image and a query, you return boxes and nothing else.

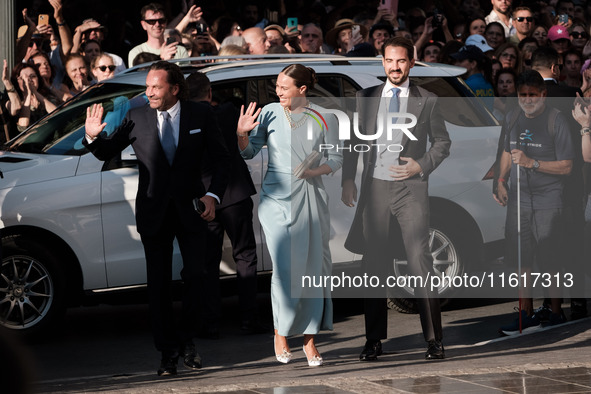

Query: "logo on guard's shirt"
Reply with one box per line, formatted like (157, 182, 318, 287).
(520, 129, 533, 142)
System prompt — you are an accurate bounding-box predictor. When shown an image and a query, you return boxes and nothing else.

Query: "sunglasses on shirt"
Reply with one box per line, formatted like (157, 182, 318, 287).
(143, 18, 167, 25)
(515, 17, 533, 22)
(571, 32, 588, 39)
(96, 65, 116, 72)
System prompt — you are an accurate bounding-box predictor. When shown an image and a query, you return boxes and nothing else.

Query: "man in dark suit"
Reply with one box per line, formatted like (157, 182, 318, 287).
(186, 72, 263, 337)
(341, 36, 451, 361)
(84, 61, 229, 376)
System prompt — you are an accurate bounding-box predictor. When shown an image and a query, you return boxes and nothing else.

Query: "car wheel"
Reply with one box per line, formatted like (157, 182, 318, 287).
(388, 217, 470, 312)
(0, 237, 66, 336)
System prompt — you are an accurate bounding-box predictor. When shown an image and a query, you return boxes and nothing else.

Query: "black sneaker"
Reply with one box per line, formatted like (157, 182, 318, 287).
(499, 310, 541, 336)
(570, 299, 588, 321)
(533, 305, 552, 322)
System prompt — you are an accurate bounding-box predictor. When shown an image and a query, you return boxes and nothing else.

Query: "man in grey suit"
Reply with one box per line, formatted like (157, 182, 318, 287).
(84, 61, 229, 376)
(341, 37, 451, 361)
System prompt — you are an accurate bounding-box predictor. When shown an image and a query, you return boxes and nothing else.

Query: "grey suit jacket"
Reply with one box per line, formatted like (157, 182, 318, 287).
(342, 82, 451, 255)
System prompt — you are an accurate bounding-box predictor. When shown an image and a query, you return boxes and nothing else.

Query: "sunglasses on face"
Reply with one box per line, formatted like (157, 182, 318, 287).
(96, 65, 116, 72)
(571, 32, 588, 39)
(516, 16, 533, 22)
(143, 18, 167, 26)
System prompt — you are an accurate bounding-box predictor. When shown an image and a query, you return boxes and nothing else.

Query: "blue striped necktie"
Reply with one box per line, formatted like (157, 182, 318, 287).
(389, 87, 400, 113)
(160, 111, 176, 165)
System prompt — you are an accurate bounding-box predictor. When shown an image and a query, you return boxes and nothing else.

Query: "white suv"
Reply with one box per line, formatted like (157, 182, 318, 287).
(0, 56, 504, 335)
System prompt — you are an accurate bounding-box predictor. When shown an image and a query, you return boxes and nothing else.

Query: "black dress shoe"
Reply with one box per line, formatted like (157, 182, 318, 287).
(425, 340, 445, 360)
(157, 352, 179, 376)
(359, 340, 382, 361)
(181, 343, 202, 370)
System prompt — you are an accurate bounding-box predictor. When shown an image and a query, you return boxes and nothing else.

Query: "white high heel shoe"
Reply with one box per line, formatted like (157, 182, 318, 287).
(274, 336, 292, 364)
(302, 345, 323, 367)
(276, 348, 293, 364)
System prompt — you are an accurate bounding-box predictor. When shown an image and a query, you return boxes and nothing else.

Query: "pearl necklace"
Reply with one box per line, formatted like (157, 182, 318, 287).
(284, 103, 310, 129)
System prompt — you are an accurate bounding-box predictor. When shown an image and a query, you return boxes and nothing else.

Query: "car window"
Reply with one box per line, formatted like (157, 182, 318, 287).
(409, 76, 498, 127)
(209, 80, 247, 110)
(258, 75, 357, 109)
(5, 83, 147, 155)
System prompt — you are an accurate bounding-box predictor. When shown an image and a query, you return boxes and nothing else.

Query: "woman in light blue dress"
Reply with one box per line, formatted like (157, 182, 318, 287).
(237, 64, 342, 366)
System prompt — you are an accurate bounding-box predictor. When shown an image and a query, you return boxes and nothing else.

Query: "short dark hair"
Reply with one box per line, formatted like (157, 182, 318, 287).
(494, 67, 517, 91)
(132, 52, 160, 66)
(512, 6, 532, 17)
(186, 71, 211, 101)
(484, 21, 505, 35)
(149, 61, 188, 100)
(280, 64, 317, 90)
(141, 2, 166, 20)
(516, 69, 546, 91)
(563, 48, 583, 62)
(81, 39, 101, 53)
(518, 37, 538, 51)
(531, 46, 559, 70)
(381, 36, 414, 59)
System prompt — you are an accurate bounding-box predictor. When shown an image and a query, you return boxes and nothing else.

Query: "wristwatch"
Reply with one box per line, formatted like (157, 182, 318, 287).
(582, 127, 591, 136)
(532, 159, 540, 171)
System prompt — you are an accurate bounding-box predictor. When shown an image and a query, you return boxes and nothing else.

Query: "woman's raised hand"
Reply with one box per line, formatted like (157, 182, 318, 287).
(237, 102, 261, 134)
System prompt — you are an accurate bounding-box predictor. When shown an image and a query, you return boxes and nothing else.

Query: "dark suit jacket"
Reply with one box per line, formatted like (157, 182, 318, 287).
(342, 82, 451, 255)
(201, 102, 256, 209)
(84, 100, 230, 236)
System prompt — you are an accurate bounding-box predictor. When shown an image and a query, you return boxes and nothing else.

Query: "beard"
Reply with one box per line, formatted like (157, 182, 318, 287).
(387, 69, 408, 86)
(519, 99, 545, 117)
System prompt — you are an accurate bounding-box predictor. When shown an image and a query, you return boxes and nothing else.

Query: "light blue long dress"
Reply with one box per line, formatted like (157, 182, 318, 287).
(240, 102, 342, 336)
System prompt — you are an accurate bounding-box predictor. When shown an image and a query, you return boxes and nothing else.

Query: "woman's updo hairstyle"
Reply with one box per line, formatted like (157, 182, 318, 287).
(281, 64, 317, 91)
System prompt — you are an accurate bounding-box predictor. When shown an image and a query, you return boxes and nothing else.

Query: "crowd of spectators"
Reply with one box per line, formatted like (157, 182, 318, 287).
(2, 0, 591, 137)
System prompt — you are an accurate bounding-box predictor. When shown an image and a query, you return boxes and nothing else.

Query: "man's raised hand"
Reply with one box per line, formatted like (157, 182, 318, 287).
(85, 104, 107, 138)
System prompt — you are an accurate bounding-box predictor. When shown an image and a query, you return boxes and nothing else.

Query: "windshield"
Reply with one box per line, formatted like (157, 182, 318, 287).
(4, 83, 147, 155)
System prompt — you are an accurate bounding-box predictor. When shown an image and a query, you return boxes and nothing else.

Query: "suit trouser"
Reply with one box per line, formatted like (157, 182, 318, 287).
(363, 179, 442, 343)
(141, 201, 207, 352)
(202, 197, 258, 326)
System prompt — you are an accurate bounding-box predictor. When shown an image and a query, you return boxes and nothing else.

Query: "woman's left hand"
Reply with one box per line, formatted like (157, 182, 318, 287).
(298, 168, 317, 179)
(298, 163, 331, 179)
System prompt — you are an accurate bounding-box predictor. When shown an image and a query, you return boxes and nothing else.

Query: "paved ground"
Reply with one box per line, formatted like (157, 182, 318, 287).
(28, 297, 591, 393)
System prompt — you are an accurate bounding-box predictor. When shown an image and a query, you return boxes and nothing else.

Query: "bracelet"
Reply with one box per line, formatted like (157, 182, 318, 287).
(5, 87, 16, 93)
(237, 132, 249, 137)
(57, 21, 67, 26)
(498, 178, 506, 183)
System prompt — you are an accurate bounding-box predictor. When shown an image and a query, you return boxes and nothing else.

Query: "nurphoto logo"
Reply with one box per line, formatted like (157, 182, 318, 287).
(303, 108, 418, 152)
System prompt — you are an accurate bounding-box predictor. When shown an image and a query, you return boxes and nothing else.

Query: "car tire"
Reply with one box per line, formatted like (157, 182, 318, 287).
(0, 237, 67, 337)
(387, 297, 450, 314)
(387, 297, 419, 314)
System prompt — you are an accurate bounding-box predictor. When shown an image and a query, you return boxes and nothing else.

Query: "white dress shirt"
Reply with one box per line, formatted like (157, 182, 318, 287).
(373, 79, 410, 181)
